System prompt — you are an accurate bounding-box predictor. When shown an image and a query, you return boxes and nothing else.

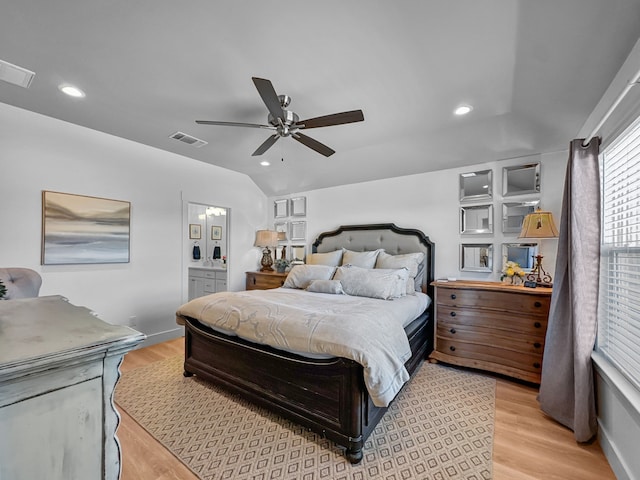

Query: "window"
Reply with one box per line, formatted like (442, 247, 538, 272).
(598, 113, 640, 389)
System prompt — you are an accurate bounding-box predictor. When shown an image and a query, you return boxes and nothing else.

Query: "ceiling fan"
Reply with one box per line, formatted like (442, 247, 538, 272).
(196, 77, 364, 157)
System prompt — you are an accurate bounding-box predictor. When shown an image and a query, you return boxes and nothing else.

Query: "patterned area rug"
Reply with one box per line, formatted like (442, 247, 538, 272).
(116, 356, 495, 480)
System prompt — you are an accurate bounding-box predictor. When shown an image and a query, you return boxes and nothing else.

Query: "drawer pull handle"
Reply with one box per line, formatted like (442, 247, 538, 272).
(533, 362, 541, 369)
(534, 301, 542, 308)
(252, 277, 256, 285)
(534, 342, 541, 349)
(449, 346, 456, 352)
(534, 322, 541, 328)
(450, 311, 457, 317)
(450, 328, 456, 334)
(450, 294, 457, 300)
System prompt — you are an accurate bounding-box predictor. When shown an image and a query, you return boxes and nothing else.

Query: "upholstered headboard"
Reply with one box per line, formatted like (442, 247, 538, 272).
(312, 223, 435, 302)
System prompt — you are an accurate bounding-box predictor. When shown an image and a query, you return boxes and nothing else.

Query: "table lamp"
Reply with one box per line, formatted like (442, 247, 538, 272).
(518, 208, 559, 286)
(254, 230, 278, 272)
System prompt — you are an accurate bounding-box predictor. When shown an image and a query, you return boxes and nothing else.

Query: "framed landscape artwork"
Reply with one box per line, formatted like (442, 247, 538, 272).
(41, 191, 131, 265)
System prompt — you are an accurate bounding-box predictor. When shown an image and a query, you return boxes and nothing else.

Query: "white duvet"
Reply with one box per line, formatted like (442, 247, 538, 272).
(176, 288, 430, 407)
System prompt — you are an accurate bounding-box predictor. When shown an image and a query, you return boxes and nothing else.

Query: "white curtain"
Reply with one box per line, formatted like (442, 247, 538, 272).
(537, 138, 601, 442)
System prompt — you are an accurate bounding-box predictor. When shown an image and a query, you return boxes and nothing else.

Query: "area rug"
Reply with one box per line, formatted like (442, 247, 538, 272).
(115, 356, 495, 480)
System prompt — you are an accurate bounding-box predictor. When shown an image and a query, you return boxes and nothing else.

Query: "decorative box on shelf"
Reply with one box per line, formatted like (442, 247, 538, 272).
(430, 280, 552, 384)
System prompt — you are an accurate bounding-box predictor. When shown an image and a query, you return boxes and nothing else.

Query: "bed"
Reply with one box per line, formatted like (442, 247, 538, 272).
(176, 223, 435, 463)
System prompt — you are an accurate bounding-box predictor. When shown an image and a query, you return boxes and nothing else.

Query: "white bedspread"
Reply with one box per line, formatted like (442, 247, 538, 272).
(177, 288, 430, 407)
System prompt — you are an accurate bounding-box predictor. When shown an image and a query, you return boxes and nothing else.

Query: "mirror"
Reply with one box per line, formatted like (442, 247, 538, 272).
(291, 196, 307, 216)
(460, 244, 493, 272)
(289, 221, 306, 241)
(274, 199, 289, 219)
(291, 245, 306, 264)
(503, 163, 540, 196)
(502, 200, 539, 233)
(460, 170, 492, 202)
(187, 203, 228, 267)
(460, 204, 493, 234)
(274, 221, 288, 241)
(502, 243, 538, 271)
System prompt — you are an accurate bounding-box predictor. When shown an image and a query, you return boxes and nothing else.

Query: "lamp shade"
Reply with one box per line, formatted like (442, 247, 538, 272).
(518, 209, 559, 239)
(254, 229, 278, 247)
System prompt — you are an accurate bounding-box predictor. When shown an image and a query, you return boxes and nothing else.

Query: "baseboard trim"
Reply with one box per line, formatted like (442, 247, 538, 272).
(136, 326, 184, 348)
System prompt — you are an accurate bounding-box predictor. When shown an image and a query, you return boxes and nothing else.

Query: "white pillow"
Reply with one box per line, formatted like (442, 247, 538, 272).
(306, 250, 343, 267)
(282, 264, 336, 289)
(333, 265, 408, 300)
(305, 279, 345, 294)
(341, 248, 383, 269)
(375, 251, 425, 294)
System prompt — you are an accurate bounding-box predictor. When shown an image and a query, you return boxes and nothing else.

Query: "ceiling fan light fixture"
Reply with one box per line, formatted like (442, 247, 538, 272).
(59, 84, 85, 98)
(454, 104, 472, 116)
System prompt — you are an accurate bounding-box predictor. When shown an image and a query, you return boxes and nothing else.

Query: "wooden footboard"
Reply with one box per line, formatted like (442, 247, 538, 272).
(182, 312, 432, 463)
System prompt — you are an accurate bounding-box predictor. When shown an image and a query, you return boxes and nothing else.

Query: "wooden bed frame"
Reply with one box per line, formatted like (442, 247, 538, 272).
(180, 223, 435, 463)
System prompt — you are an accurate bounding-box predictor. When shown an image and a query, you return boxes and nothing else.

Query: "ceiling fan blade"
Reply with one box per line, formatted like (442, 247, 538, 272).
(252, 77, 285, 122)
(195, 120, 276, 130)
(252, 134, 280, 156)
(298, 110, 364, 129)
(292, 132, 335, 157)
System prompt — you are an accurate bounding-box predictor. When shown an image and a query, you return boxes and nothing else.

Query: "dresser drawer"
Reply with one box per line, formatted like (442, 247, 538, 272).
(246, 271, 288, 290)
(437, 288, 550, 315)
(436, 323, 545, 355)
(435, 337, 543, 374)
(436, 306, 548, 335)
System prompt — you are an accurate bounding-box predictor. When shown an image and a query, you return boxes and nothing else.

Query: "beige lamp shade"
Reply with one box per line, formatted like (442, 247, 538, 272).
(518, 208, 559, 239)
(254, 230, 278, 247)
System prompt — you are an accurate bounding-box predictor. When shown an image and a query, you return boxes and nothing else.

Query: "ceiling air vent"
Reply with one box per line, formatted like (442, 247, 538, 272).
(0, 59, 35, 88)
(169, 131, 208, 148)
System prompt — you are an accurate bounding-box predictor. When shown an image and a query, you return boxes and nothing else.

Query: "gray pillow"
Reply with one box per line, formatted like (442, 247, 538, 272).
(306, 250, 343, 267)
(375, 251, 425, 294)
(282, 264, 336, 289)
(341, 248, 383, 269)
(305, 279, 345, 294)
(333, 265, 408, 300)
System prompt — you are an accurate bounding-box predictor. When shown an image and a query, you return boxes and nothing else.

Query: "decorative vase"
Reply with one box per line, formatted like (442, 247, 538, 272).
(276, 266, 286, 274)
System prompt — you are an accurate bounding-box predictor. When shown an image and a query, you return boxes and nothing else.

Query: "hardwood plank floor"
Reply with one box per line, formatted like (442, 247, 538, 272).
(116, 338, 615, 480)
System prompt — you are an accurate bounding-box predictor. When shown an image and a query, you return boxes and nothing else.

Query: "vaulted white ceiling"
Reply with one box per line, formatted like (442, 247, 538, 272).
(1, 0, 639, 196)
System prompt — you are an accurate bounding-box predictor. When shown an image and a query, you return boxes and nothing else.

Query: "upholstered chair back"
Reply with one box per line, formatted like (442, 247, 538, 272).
(0, 268, 42, 299)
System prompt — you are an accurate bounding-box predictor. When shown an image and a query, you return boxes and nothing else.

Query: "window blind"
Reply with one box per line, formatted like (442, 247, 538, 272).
(598, 114, 640, 389)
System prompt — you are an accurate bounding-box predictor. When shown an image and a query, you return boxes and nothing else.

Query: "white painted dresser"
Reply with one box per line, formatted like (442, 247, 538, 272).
(0, 295, 145, 480)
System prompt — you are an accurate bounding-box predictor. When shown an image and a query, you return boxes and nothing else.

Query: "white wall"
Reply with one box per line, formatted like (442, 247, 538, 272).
(0, 103, 267, 345)
(269, 151, 568, 282)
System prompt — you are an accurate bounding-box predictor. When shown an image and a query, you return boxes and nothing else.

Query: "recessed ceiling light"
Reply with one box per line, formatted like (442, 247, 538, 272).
(59, 84, 85, 98)
(454, 105, 472, 116)
(260, 161, 270, 166)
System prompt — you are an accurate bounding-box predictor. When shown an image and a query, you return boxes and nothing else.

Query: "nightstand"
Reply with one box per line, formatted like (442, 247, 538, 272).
(430, 280, 552, 383)
(245, 271, 288, 290)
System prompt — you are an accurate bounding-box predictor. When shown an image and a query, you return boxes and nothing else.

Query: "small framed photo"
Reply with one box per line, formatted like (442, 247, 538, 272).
(211, 226, 222, 240)
(189, 224, 201, 239)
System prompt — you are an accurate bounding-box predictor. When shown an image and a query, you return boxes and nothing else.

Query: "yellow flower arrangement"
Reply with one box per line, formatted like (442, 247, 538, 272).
(501, 261, 525, 282)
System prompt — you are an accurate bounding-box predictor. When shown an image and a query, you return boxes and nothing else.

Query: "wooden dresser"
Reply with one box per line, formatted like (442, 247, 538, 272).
(0, 295, 145, 480)
(245, 271, 288, 290)
(430, 280, 552, 383)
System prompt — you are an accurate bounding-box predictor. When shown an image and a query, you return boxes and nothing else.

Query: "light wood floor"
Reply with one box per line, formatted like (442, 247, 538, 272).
(117, 338, 615, 480)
